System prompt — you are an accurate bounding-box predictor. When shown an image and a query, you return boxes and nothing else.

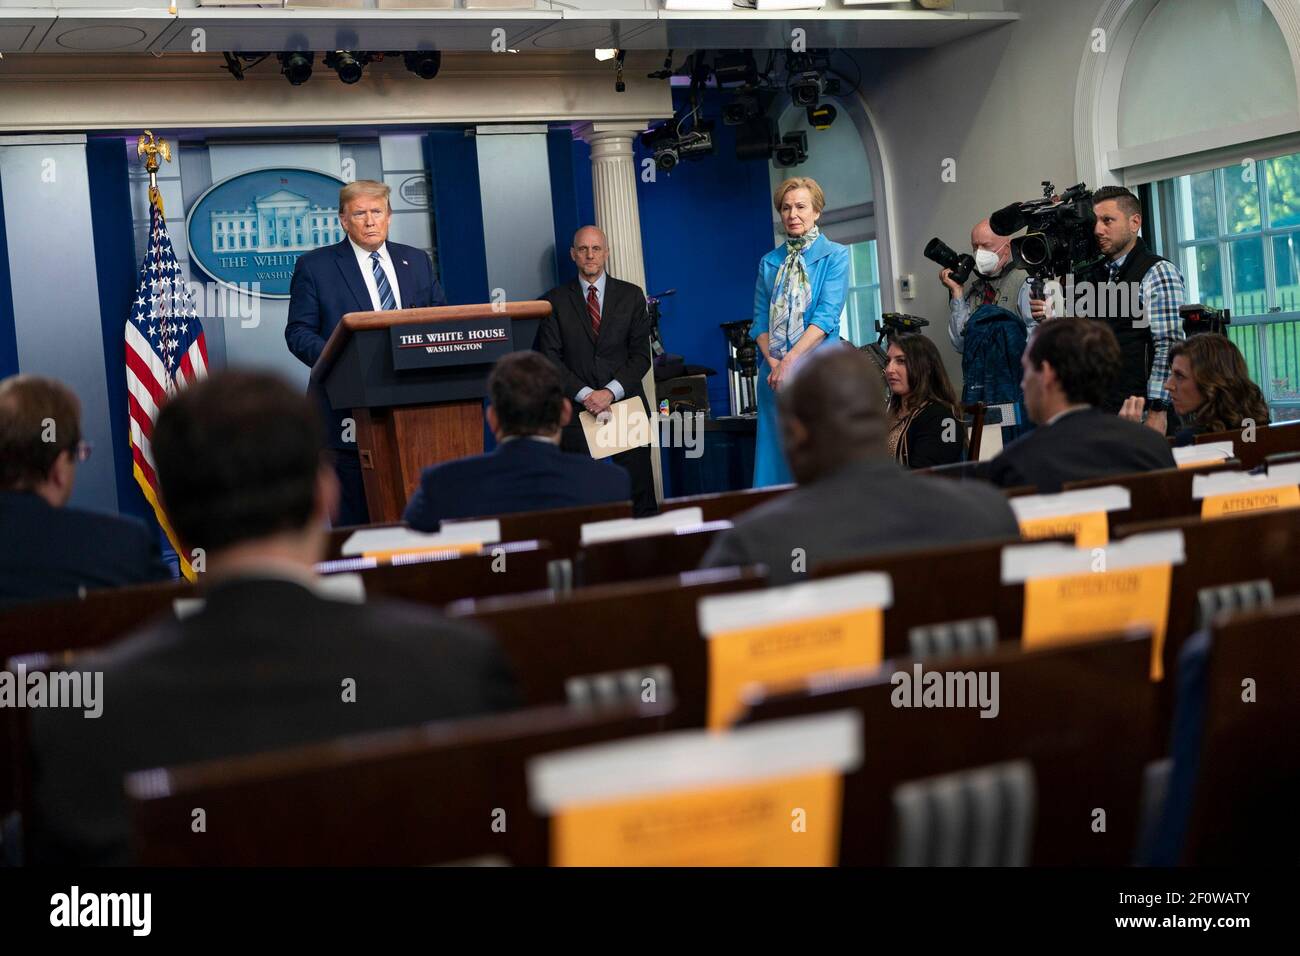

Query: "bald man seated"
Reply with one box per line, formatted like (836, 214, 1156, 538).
(699, 344, 1020, 585)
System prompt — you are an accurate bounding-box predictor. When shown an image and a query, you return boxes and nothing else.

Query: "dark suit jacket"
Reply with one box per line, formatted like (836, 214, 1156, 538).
(980, 406, 1176, 493)
(27, 577, 518, 865)
(403, 436, 631, 531)
(898, 402, 967, 469)
(699, 456, 1021, 586)
(535, 276, 652, 425)
(0, 492, 171, 609)
(285, 239, 446, 448)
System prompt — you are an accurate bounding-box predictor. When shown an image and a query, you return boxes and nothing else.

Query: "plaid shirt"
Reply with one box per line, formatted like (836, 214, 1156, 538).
(1108, 251, 1186, 402)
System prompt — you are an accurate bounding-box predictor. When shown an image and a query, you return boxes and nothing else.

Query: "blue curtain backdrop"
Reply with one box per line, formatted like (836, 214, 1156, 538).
(631, 89, 774, 415)
(87, 136, 156, 526)
(0, 175, 18, 379)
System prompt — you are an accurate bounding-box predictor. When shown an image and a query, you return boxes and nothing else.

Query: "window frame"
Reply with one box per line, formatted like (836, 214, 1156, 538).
(1155, 156, 1300, 410)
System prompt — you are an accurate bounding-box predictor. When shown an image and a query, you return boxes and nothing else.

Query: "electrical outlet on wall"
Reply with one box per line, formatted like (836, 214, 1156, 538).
(899, 273, 916, 300)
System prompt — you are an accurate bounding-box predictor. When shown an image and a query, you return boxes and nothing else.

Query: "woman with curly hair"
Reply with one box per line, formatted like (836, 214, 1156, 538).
(1158, 334, 1269, 445)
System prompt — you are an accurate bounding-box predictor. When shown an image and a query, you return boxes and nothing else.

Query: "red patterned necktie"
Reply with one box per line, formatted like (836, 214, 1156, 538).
(587, 283, 601, 338)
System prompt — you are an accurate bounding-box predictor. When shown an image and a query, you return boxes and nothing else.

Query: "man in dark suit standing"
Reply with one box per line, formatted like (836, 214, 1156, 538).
(980, 318, 1176, 493)
(404, 351, 630, 530)
(286, 179, 447, 526)
(700, 345, 1020, 585)
(0, 375, 170, 608)
(27, 371, 517, 865)
(536, 225, 656, 517)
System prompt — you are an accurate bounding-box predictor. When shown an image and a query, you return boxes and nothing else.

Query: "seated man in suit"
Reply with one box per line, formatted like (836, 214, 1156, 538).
(286, 179, 447, 526)
(404, 351, 630, 530)
(980, 317, 1176, 492)
(699, 345, 1020, 585)
(28, 371, 517, 865)
(0, 375, 170, 608)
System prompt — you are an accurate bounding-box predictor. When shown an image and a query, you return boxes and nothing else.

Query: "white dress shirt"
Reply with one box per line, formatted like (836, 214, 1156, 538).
(573, 271, 626, 404)
(349, 238, 402, 311)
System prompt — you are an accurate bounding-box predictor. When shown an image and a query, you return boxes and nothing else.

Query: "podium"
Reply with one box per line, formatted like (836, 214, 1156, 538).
(312, 301, 551, 524)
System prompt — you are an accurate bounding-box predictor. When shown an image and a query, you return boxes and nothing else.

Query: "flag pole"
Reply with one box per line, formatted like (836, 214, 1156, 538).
(136, 130, 172, 213)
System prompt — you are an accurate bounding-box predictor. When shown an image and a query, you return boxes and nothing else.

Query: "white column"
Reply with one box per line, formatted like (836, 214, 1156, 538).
(576, 121, 663, 505)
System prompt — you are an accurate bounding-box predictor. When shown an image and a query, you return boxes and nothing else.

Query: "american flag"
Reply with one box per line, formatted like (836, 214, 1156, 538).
(125, 186, 208, 580)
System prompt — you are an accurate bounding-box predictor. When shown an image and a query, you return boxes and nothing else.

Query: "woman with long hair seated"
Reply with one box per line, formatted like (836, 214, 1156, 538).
(884, 333, 967, 468)
(1159, 333, 1270, 445)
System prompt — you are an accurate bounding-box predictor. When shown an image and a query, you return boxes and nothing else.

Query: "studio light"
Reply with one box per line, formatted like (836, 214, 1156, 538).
(640, 120, 715, 173)
(772, 131, 808, 169)
(722, 92, 762, 126)
(324, 51, 370, 85)
(713, 51, 758, 89)
(806, 102, 837, 130)
(277, 52, 314, 86)
(734, 116, 777, 163)
(594, 48, 618, 62)
(403, 51, 442, 80)
(785, 50, 841, 110)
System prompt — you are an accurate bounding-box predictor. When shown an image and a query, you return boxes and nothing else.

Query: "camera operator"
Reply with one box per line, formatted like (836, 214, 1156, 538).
(1029, 185, 1185, 432)
(942, 218, 1034, 353)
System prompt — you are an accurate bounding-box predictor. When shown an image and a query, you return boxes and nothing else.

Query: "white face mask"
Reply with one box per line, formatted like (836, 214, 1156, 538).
(974, 247, 1003, 277)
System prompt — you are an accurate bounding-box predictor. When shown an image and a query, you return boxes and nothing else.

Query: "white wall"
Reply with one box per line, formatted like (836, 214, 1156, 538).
(849, 0, 1107, 386)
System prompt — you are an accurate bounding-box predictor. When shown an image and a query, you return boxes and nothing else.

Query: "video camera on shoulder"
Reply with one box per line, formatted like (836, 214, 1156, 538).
(1180, 303, 1231, 337)
(990, 181, 1105, 291)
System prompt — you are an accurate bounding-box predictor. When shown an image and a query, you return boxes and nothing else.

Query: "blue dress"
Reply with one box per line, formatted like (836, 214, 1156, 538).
(751, 233, 852, 487)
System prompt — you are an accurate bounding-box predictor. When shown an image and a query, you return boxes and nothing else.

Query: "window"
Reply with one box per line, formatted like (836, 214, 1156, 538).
(1156, 151, 1300, 416)
(843, 240, 882, 347)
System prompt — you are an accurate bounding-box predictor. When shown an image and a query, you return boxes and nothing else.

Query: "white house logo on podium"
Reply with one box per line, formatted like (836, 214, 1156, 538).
(186, 167, 348, 300)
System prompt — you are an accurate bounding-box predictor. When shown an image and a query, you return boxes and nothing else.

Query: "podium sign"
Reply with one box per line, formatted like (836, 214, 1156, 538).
(391, 317, 514, 370)
(313, 300, 550, 523)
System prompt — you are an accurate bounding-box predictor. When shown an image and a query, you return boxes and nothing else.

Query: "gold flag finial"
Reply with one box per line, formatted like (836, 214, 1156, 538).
(136, 131, 172, 192)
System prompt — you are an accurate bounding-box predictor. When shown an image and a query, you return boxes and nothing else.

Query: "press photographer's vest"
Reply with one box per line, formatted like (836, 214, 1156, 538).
(1084, 238, 1166, 413)
(963, 267, 1022, 316)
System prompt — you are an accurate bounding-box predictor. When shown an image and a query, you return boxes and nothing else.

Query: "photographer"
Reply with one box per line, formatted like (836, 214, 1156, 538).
(1029, 185, 1185, 430)
(942, 218, 1034, 352)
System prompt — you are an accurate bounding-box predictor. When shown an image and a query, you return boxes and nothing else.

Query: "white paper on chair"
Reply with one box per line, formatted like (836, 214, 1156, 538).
(580, 507, 706, 545)
(579, 397, 653, 460)
(1172, 441, 1234, 467)
(340, 520, 501, 557)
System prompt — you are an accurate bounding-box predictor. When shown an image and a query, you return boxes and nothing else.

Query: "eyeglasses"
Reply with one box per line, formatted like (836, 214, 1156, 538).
(73, 440, 93, 463)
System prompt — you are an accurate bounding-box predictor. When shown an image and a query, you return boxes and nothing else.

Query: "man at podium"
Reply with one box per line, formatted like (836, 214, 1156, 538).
(536, 225, 656, 516)
(286, 180, 447, 525)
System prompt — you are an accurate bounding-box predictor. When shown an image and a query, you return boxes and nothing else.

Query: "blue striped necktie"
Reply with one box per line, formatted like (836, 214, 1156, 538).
(370, 250, 396, 310)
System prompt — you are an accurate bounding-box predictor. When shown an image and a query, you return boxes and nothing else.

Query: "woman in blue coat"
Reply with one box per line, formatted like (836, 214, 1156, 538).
(750, 177, 851, 487)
